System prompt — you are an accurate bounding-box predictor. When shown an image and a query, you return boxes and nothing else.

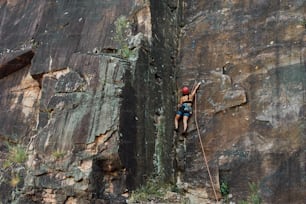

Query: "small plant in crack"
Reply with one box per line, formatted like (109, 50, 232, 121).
(5, 143, 27, 166)
(113, 15, 135, 59)
(52, 150, 66, 160)
(220, 179, 230, 203)
(220, 180, 230, 197)
(2, 143, 27, 188)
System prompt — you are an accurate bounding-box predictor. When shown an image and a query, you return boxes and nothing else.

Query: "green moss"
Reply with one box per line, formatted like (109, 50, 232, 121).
(113, 16, 135, 59)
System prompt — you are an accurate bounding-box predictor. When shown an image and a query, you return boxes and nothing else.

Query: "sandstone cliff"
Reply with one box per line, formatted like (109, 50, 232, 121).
(0, 0, 305, 203)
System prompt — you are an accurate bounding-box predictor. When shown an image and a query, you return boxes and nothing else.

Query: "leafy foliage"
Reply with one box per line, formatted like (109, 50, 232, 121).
(220, 180, 230, 197)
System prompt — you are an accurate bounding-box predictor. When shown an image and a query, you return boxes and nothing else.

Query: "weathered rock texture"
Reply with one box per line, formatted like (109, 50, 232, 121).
(0, 0, 178, 203)
(178, 0, 306, 203)
(0, 0, 305, 203)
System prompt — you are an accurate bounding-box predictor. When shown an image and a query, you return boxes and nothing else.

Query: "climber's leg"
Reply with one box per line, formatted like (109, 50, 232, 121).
(182, 116, 189, 133)
(174, 114, 181, 131)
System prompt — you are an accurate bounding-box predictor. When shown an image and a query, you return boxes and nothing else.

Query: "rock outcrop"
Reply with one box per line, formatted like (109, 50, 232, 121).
(0, 0, 305, 203)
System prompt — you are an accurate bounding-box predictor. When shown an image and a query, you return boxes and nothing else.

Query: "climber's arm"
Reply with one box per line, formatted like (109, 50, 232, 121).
(191, 82, 201, 98)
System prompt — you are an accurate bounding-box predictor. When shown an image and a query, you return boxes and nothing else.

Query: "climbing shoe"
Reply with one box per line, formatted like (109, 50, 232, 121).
(174, 128, 178, 132)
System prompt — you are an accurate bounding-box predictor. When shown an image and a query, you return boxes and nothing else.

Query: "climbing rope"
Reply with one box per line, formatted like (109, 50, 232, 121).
(194, 93, 219, 202)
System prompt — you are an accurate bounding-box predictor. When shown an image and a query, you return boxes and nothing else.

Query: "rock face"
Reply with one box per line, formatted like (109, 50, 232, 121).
(0, 0, 305, 203)
(178, 1, 306, 203)
(0, 0, 178, 203)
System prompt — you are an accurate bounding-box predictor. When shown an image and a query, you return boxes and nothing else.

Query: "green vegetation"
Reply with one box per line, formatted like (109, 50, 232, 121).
(113, 16, 134, 59)
(129, 178, 172, 202)
(220, 179, 230, 203)
(220, 180, 230, 197)
(238, 182, 262, 204)
(52, 150, 65, 159)
(2, 144, 27, 188)
(2, 160, 11, 169)
(3, 144, 27, 167)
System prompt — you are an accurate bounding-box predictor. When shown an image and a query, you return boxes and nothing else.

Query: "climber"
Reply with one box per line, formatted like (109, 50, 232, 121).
(174, 82, 201, 135)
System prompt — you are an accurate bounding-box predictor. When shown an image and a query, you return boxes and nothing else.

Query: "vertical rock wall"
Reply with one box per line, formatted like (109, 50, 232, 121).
(149, 0, 181, 182)
(0, 0, 180, 203)
(0, 0, 149, 203)
(0, 0, 305, 203)
(119, 0, 182, 190)
(178, 0, 306, 203)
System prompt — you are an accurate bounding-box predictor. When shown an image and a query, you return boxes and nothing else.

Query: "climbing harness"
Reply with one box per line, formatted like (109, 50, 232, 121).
(194, 91, 219, 202)
(179, 103, 192, 115)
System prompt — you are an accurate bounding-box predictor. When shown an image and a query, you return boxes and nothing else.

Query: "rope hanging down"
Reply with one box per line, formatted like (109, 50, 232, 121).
(194, 93, 218, 202)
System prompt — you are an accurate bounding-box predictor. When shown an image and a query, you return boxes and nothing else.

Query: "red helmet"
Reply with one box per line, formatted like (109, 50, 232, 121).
(182, 86, 189, 95)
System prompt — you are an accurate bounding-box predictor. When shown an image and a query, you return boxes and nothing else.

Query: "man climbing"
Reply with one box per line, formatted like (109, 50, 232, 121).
(174, 82, 201, 134)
